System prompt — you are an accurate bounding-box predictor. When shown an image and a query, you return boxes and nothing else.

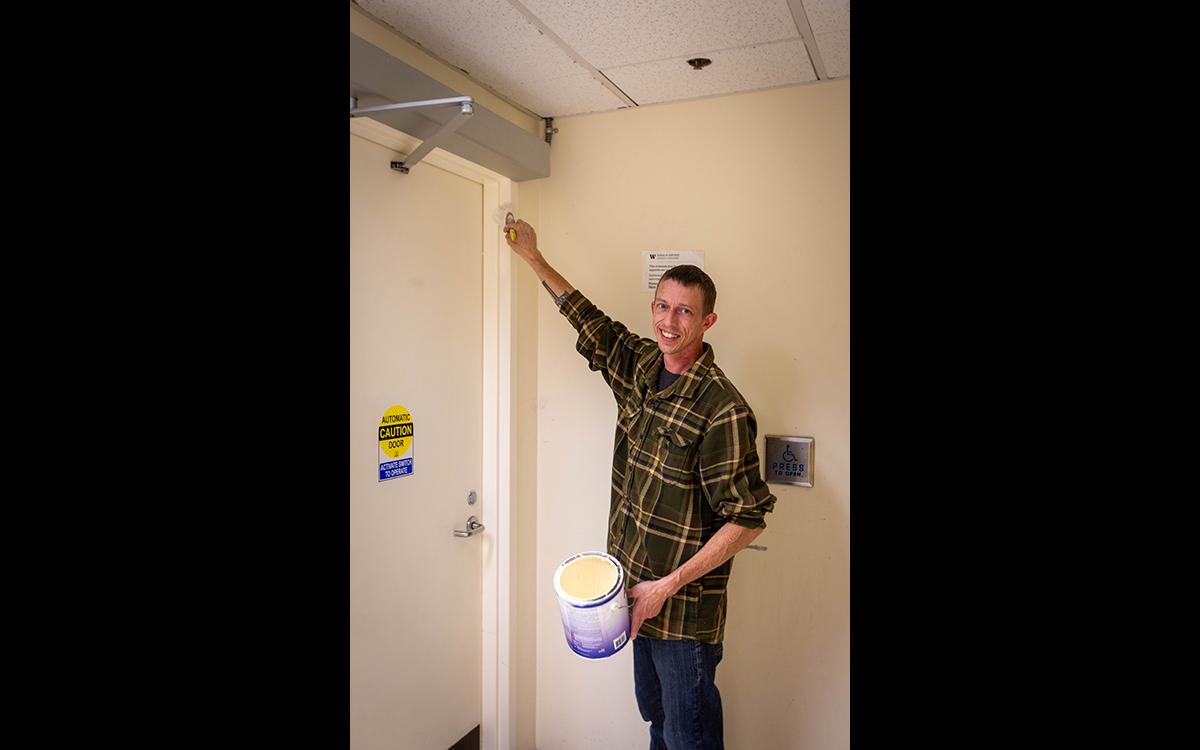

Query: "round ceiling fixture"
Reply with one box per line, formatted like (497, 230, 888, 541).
(687, 58, 712, 70)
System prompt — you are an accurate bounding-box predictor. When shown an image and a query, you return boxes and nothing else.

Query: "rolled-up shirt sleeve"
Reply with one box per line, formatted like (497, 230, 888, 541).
(698, 405, 777, 529)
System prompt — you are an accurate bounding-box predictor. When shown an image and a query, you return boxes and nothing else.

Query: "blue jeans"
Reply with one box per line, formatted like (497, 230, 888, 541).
(633, 636, 724, 750)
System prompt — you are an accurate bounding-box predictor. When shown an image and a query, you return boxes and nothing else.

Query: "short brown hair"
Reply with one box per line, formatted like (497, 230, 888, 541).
(657, 264, 717, 316)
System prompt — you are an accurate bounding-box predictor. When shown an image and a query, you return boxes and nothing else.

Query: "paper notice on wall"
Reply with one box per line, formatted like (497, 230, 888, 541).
(643, 251, 705, 292)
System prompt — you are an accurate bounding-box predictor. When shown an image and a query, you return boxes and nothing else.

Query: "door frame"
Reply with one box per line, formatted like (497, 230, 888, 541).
(351, 118, 519, 750)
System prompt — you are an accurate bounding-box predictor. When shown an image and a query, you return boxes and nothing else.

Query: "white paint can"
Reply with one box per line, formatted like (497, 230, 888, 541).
(553, 551, 631, 659)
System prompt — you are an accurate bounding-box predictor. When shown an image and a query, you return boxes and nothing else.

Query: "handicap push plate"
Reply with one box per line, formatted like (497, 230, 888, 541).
(764, 436, 813, 487)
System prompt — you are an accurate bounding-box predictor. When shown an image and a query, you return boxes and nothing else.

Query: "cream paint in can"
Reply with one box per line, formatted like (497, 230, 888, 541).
(553, 551, 630, 659)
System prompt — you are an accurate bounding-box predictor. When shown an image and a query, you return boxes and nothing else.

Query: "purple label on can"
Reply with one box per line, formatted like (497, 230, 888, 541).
(557, 593, 630, 659)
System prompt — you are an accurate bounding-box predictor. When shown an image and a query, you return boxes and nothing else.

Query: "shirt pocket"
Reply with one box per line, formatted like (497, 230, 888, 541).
(654, 425, 701, 481)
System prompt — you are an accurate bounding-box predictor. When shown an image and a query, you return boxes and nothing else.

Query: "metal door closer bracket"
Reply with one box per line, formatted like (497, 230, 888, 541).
(350, 95, 475, 173)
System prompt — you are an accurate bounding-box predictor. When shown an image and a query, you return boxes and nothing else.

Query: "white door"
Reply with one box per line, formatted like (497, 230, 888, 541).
(350, 131, 483, 750)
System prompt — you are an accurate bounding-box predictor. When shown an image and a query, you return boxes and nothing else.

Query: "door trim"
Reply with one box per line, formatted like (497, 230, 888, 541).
(351, 118, 518, 750)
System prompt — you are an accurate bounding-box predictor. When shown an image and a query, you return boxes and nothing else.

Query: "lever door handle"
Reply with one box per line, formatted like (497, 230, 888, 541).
(454, 515, 485, 538)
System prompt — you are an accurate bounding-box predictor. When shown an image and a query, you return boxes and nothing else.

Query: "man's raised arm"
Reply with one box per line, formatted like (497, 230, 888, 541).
(504, 219, 575, 306)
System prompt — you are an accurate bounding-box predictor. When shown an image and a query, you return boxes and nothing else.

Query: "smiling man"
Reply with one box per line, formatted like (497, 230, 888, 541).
(505, 219, 776, 750)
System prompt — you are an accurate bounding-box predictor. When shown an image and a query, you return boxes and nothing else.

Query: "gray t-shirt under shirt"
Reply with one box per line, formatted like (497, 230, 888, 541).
(657, 366, 682, 392)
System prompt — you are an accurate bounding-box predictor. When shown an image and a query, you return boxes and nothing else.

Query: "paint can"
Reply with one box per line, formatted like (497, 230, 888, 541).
(553, 551, 630, 659)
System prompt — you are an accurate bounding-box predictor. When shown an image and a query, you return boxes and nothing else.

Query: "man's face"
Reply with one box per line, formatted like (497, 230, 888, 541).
(651, 279, 717, 359)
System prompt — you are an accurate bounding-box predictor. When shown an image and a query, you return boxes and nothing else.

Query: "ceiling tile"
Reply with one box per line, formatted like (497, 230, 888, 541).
(355, 0, 582, 102)
(815, 29, 849, 78)
(801, 0, 850, 35)
(440, 51, 610, 117)
(516, 73, 630, 117)
(519, 0, 800, 69)
(604, 39, 817, 107)
(355, 1, 848, 117)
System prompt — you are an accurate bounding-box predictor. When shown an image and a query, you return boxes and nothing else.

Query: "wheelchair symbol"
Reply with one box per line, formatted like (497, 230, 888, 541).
(782, 444, 797, 463)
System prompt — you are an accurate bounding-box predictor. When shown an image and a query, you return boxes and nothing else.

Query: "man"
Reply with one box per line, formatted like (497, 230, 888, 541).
(505, 219, 776, 750)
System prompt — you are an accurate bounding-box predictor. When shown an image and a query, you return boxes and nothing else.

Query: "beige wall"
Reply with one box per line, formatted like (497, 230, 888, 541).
(525, 80, 850, 749)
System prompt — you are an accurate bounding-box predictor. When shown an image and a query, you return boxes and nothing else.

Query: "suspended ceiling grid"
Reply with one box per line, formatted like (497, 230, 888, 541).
(352, 0, 850, 118)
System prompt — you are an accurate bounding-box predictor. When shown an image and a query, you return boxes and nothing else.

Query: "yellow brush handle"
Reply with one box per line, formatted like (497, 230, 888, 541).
(508, 229, 517, 241)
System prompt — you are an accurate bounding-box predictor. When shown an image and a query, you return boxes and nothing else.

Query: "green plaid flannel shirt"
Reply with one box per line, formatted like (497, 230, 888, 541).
(560, 290, 776, 643)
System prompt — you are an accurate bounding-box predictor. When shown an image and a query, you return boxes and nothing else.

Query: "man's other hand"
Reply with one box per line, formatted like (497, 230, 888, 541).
(626, 577, 679, 640)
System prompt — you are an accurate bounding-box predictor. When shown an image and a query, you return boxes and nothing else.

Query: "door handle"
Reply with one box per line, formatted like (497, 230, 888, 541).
(453, 515, 485, 538)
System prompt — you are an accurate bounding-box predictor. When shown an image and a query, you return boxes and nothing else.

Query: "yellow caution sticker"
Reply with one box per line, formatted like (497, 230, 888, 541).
(378, 404, 414, 480)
